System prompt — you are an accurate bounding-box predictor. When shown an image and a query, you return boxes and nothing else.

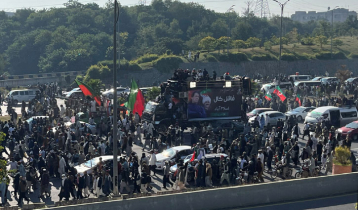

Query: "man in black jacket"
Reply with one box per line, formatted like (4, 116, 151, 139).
(76, 173, 85, 199)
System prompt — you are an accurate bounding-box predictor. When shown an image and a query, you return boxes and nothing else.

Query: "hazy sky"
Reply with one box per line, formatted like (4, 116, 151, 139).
(2, 0, 358, 17)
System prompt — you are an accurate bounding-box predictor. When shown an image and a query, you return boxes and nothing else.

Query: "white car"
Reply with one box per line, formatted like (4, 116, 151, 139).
(75, 155, 122, 174)
(60, 121, 97, 134)
(248, 111, 286, 127)
(63, 88, 80, 96)
(285, 106, 316, 122)
(155, 146, 193, 170)
(102, 87, 130, 99)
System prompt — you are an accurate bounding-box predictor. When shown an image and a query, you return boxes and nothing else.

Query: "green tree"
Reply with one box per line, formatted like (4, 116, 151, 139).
(246, 37, 261, 50)
(217, 36, 230, 53)
(86, 78, 104, 96)
(233, 40, 247, 52)
(264, 41, 272, 50)
(145, 87, 161, 101)
(198, 36, 217, 52)
(315, 35, 328, 49)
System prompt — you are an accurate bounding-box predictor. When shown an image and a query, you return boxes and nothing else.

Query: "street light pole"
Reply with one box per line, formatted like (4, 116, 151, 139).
(112, 0, 119, 196)
(329, 6, 339, 58)
(226, 5, 235, 53)
(273, 0, 290, 61)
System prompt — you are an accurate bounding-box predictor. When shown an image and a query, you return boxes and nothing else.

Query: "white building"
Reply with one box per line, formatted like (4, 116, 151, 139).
(291, 8, 357, 23)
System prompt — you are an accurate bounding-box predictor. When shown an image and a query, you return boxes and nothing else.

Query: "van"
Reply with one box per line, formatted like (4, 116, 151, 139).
(7, 89, 40, 104)
(304, 106, 358, 130)
(294, 81, 322, 88)
(288, 75, 312, 82)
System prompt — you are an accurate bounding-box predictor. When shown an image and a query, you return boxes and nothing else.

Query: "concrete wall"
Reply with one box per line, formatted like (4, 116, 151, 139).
(42, 172, 358, 210)
(118, 59, 358, 87)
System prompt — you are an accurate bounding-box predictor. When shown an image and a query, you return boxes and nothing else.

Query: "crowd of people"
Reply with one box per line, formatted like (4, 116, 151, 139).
(0, 72, 356, 208)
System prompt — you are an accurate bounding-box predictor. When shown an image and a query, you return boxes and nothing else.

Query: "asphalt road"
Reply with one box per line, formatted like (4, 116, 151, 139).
(234, 193, 358, 210)
(1, 99, 358, 207)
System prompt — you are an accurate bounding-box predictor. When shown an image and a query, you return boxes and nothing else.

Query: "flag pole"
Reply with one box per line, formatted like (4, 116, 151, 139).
(112, 0, 119, 196)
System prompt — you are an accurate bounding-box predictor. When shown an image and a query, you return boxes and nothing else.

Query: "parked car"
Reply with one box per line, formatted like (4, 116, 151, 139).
(285, 106, 315, 122)
(155, 146, 193, 170)
(62, 121, 97, 134)
(169, 153, 228, 182)
(345, 77, 358, 84)
(248, 111, 286, 127)
(247, 108, 273, 118)
(336, 121, 358, 141)
(321, 77, 339, 85)
(102, 87, 130, 99)
(6, 89, 40, 104)
(311, 77, 322, 81)
(65, 91, 84, 99)
(210, 120, 245, 134)
(63, 88, 80, 96)
(75, 155, 122, 174)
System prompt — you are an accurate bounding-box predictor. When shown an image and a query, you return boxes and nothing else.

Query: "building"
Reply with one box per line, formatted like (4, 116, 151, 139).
(291, 8, 357, 23)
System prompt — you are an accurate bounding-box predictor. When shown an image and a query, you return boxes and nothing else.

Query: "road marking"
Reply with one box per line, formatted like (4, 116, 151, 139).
(238, 193, 358, 210)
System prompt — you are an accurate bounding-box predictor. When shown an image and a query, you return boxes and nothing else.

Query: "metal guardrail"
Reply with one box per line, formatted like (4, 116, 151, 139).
(2, 71, 85, 80)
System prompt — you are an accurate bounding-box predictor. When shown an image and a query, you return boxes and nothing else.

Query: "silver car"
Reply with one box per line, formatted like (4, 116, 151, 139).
(249, 111, 286, 127)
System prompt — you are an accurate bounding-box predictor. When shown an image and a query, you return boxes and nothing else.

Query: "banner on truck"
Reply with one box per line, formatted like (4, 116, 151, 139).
(187, 88, 242, 121)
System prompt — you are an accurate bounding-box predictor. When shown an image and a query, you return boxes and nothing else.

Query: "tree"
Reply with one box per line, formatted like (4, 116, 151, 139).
(333, 39, 343, 47)
(217, 36, 230, 53)
(210, 19, 229, 39)
(86, 78, 104, 97)
(198, 36, 217, 52)
(348, 28, 358, 37)
(314, 35, 328, 49)
(233, 40, 247, 52)
(335, 65, 351, 82)
(145, 87, 161, 101)
(246, 37, 261, 50)
(287, 28, 299, 43)
(264, 41, 272, 50)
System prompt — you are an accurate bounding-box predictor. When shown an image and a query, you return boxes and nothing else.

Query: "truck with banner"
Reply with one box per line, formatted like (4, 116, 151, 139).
(142, 77, 250, 132)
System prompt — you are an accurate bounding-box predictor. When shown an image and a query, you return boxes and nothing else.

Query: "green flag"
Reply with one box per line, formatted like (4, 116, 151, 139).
(127, 79, 139, 111)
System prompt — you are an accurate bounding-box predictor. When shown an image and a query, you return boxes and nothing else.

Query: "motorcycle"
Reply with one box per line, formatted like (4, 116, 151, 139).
(270, 164, 293, 179)
(295, 160, 320, 178)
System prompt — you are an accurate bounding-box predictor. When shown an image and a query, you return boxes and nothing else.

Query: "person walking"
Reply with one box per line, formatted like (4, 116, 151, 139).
(39, 169, 50, 198)
(163, 161, 173, 189)
(148, 151, 157, 176)
(18, 177, 30, 206)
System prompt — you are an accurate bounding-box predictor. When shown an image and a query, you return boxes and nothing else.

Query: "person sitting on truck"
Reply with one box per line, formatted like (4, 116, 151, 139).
(188, 91, 206, 118)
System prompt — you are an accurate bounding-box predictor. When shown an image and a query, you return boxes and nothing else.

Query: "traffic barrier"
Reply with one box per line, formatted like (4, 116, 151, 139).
(42, 172, 358, 210)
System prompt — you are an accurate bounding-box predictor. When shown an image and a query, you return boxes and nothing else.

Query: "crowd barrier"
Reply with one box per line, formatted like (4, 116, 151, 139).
(39, 172, 358, 210)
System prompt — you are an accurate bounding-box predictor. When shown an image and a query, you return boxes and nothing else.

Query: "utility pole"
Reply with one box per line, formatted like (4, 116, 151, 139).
(273, 0, 290, 61)
(329, 7, 339, 58)
(112, 0, 119, 196)
(226, 5, 235, 53)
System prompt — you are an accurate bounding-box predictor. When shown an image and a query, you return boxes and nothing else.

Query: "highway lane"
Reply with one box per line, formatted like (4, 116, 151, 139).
(234, 193, 358, 210)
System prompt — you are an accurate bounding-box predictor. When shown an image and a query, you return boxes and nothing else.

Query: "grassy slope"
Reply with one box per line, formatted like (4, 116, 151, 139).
(138, 36, 358, 70)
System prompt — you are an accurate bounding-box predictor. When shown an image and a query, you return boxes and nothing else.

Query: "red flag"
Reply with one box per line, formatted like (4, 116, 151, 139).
(132, 88, 145, 117)
(75, 79, 101, 106)
(273, 86, 286, 102)
(189, 151, 196, 162)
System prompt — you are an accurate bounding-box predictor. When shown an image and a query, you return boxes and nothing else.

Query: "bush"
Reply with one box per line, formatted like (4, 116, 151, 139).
(152, 55, 184, 72)
(134, 54, 159, 64)
(281, 53, 297, 61)
(251, 54, 277, 61)
(205, 54, 218, 62)
(212, 52, 248, 63)
(315, 52, 347, 60)
(296, 53, 313, 60)
(301, 37, 315, 45)
(333, 146, 352, 166)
